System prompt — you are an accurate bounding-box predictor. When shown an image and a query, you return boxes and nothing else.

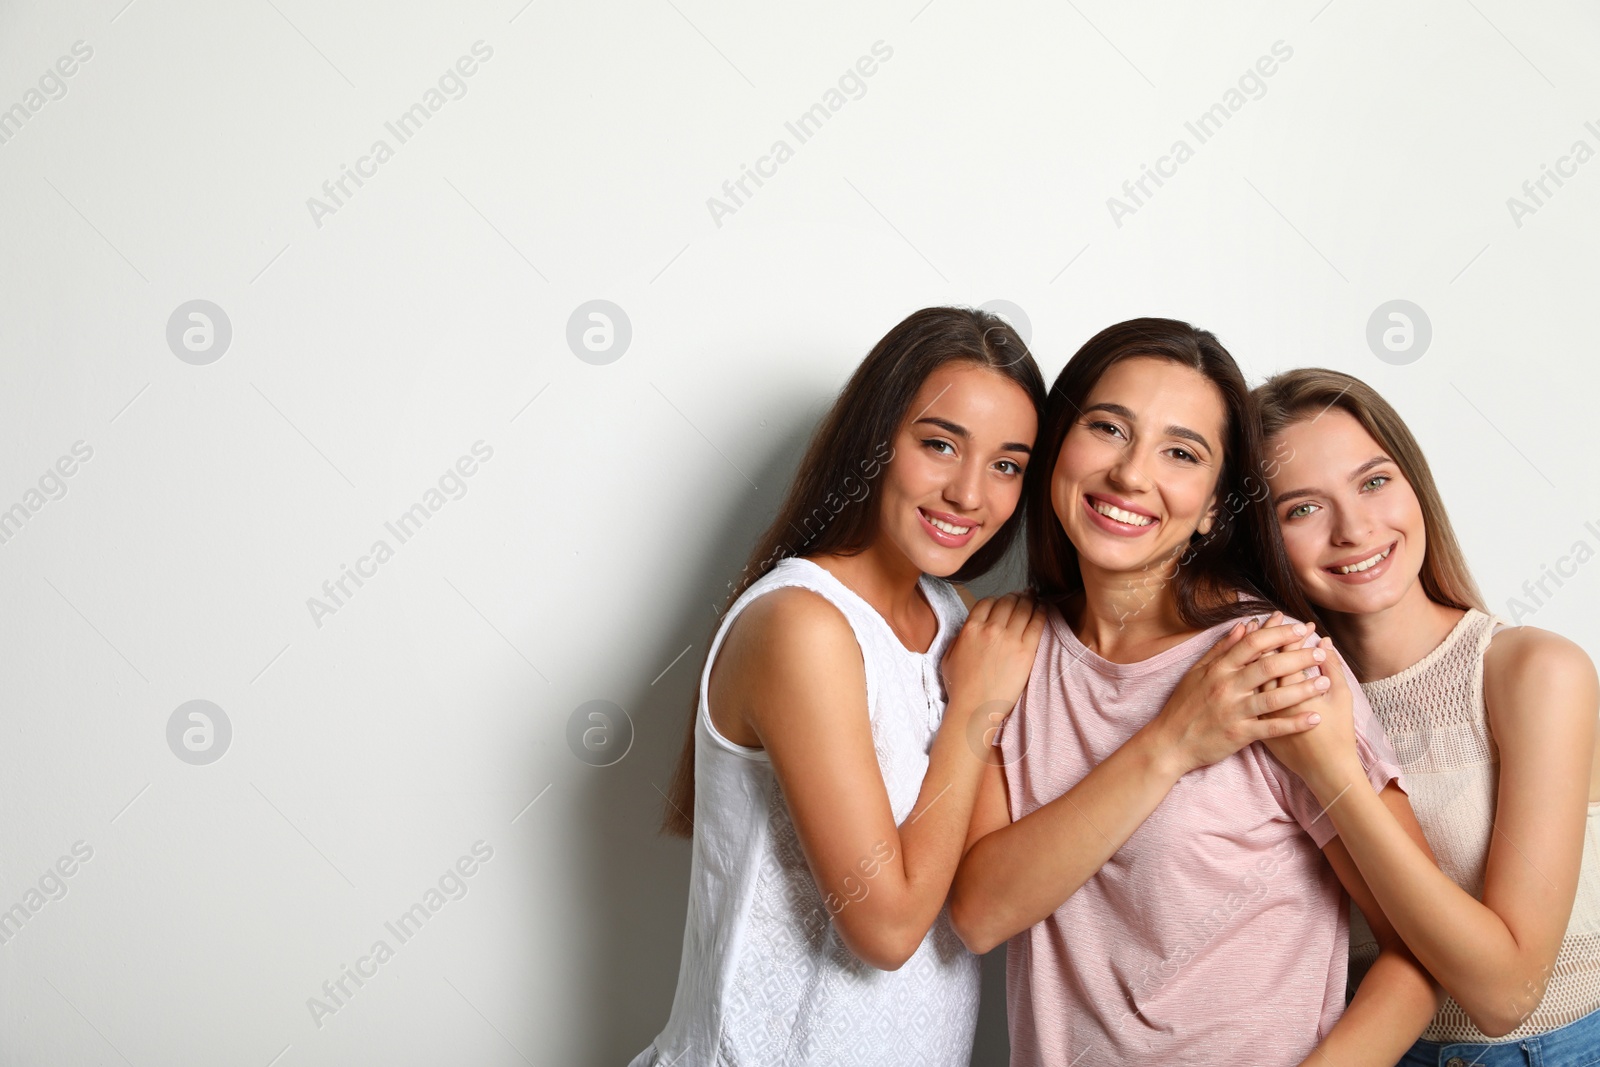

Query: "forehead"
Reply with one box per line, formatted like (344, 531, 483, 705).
(906, 362, 1036, 428)
(1086, 357, 1226, 432)
(1270, 408, 1382, 477)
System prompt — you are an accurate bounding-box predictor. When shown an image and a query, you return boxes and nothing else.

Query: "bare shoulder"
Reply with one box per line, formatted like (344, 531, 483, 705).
(716, 587, 863, 692)
(709, 587, 866, 746)
(1484, 625, 1600, 730)
(1485, 625, 1597, 687)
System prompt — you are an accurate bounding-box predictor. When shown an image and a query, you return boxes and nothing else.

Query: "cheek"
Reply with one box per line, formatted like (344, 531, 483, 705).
(1280, 526, 1323, 578)
(1167, 469, 1216, 518)
(1392, 490, 1427, 538)
(1052, 437, 1096, 496)
(987, 477, 1025, 522)
(883, 445, 932, 499)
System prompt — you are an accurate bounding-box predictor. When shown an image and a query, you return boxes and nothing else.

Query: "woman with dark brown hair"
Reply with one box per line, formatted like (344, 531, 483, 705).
(949, 319, 1441, 1066)
(632, 306, 1047, 1066)
(1252, 369, 1600, 1066)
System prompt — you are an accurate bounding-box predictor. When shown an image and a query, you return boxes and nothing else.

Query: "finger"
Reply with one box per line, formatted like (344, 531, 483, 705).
(1008, 596, 1042, 636)
(966, 596, 995, 626)
(987, 593, 1021, 630)
(1321, 638, 1349, 691)
(1249, 675, 1332, 715)
(1022, 603, 1048, 647)
(1223, 620, 1311, 668)
(1241, 647, 1326, 689)
(1197, 622, 1248, 669)
(1243, 708, 1324, 742)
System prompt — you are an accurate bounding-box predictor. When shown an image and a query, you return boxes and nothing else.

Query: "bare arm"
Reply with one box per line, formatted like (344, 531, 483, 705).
(1269, 630, 1599, 1036)
(717, 588, 1042, 970)
(949, 617, 1329, 954)
(1301, 793, 1442, 1066)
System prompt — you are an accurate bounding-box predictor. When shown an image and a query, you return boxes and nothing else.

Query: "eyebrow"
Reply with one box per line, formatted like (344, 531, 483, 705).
(1272, 455, 1393, 506)
(915, 416, 1032, 454)
(1083, 402, 1214, 455)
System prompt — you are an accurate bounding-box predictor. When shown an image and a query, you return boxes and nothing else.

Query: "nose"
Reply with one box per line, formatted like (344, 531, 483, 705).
(1106, 448, 1151, 494)
(944, 455, 982, 513)
(1329, 503, 1371, 547)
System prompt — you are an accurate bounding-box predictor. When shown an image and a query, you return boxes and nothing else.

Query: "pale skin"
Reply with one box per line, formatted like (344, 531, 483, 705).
(706, 361, 1046, 970)
(1261, 408, 1600, 1038)
(947, 358, 1440, 1066)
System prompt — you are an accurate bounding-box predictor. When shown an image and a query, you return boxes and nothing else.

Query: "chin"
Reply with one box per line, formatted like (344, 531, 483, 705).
(896, 534, 975, 579)
(1314, 578, 1403, 617)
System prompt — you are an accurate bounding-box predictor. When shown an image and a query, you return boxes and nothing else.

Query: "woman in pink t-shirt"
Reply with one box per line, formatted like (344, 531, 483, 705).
(949, 319, 1442, 1066)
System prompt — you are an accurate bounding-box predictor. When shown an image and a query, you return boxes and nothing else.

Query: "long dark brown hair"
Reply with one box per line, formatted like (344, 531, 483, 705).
(1025, 317, 1314, 629)
(660, 306, 1046, 837)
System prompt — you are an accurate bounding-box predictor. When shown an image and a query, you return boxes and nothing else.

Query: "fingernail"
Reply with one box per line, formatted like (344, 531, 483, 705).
(1308, 713, 1322, 724)
(1314, 676, 1331, 689)
(1293, 623, 1307, 636)
(1313, 649, 1325, 661)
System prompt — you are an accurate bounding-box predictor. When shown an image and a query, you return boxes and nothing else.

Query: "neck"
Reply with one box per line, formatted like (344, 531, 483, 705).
(1069, 551, 1193, 663)
(811, 539, 927, 627)
(1318, 578, 1465, 681)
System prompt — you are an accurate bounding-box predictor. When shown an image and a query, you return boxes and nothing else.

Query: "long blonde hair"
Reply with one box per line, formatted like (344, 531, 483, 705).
(1253, 369, 1486, 670)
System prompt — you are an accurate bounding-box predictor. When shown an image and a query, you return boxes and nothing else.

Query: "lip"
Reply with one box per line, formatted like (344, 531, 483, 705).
(916, 506, 978, 549)
(1081, 493, 1160, 538)
(1323, 540, 1398, 584)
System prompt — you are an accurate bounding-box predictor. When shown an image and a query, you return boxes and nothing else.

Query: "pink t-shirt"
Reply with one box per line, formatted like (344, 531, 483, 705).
(996, 607, 1404, 1067)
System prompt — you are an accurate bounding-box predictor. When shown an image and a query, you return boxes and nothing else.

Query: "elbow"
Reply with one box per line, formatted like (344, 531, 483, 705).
(1467, 994, 1530, 1040)
(857, 934, 921, 972)
(948, 891, 1004, 956)
(835, 916, 923, 972)
(1465, 972, 1549, 1039)
(1467, 1012, 1519, 1041)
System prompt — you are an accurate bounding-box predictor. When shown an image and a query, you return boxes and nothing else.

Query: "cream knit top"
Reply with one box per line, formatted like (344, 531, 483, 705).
(1349, 609, 1600, 1042)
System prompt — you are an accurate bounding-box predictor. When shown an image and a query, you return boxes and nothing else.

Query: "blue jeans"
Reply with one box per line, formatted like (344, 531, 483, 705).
(1397, 1006, 1600, 1067)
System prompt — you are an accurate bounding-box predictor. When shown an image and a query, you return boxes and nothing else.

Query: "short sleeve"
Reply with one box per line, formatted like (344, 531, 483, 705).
(1267, 638, 1406, 850)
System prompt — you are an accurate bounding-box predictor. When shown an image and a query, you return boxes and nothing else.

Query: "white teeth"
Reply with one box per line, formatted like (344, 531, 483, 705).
(922, 511, 972, 536)
(1093, 500, 1154, 527)
(1335, 546, 1391, 574)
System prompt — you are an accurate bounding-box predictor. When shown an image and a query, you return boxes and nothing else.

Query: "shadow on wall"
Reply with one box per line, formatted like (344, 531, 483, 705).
(562, 395, 1017, 1065)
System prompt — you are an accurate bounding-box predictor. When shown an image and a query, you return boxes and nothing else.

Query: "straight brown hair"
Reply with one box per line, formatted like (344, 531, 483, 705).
(1025, 317, 1314, 629)
(660, 307, 1046, 837)
(1253, 368, 1486, 676)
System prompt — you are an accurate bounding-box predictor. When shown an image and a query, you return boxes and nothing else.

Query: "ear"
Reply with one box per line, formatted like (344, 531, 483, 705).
(1196, 504, 1218, 537)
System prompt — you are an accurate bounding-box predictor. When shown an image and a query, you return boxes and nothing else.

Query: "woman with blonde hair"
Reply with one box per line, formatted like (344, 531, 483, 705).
(1253, 367, 1600, 1066)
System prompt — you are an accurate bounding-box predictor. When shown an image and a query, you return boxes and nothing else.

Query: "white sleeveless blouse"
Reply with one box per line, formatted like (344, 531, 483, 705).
(1349, 609, 1600, 1042)
(633, 557, 981, 1067)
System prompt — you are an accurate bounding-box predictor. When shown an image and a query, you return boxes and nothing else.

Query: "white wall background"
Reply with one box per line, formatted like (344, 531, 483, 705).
(1, 0, 1597, 1064)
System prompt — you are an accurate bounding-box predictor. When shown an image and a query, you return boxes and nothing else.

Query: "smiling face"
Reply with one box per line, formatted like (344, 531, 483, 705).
(875, 361, 1038, 577)
(1051, 356, 1227, 581)
(1266, 407, 1427, 615)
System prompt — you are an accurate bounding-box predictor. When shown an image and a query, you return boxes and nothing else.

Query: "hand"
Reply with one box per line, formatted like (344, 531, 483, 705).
(1155, 612, 1331, 776)
(1260, 636, 1362, 798)
(941, 593, 1047, 719)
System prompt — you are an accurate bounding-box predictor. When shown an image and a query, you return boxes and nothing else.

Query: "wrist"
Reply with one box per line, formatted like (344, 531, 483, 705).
(1131, 720, 1190, 784)
(1304, 759, 1370, 810)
